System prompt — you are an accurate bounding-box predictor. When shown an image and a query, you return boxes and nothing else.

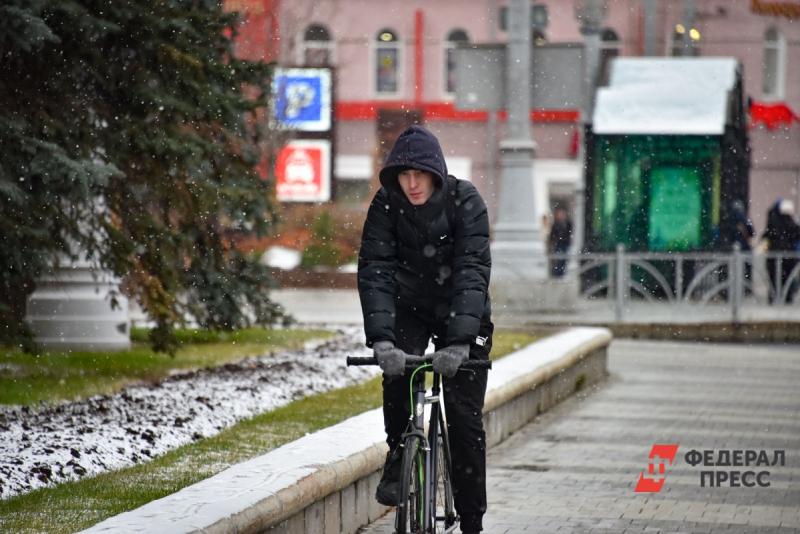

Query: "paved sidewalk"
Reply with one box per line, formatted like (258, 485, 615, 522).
(361, 339, 800, 533)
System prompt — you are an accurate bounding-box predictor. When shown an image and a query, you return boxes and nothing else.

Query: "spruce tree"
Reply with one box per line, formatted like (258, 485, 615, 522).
(0, 0, 283, 352)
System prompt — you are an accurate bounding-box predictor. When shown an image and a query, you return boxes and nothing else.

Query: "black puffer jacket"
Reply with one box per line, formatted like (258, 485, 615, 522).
(358, 125, 491, 347)
(763, 203, 800, 251)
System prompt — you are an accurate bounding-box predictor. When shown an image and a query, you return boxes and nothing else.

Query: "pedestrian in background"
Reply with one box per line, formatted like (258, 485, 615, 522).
(357, 125, 493, 534)
(548, 205, 573, 278)
(726, 200, 756, 252)
(762, 199, 800, 303)
(723, 200, 755, 292)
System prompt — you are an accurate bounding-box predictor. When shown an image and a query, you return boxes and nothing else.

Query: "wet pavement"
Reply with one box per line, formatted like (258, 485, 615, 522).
(361, 339, 800, 533)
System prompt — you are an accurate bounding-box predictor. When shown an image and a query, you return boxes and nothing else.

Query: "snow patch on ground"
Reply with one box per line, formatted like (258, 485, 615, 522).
(0, 328, 377, 500)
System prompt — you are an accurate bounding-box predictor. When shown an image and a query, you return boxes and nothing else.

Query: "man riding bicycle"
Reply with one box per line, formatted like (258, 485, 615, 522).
(357, 125, 493, 534)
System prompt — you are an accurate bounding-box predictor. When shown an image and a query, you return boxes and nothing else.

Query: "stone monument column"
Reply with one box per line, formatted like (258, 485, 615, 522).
(26, 203, 131, 352)
(26, 252, 131, 351)
(490, 0, 547, 313)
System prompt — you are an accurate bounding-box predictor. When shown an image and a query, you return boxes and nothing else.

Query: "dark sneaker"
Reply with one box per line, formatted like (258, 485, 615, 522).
(375, 448, 402, 506)
(460, 514, 483, 533)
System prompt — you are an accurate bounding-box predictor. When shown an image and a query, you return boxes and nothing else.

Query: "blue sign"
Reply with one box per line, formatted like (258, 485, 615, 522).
(273, 68, 332, 132)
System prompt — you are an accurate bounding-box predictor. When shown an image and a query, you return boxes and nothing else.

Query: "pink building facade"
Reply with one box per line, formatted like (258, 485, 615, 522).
(231, 0, 800, 240)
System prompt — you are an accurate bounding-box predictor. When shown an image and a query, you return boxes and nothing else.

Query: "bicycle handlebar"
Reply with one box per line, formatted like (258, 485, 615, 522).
(346, 356, 492, 370)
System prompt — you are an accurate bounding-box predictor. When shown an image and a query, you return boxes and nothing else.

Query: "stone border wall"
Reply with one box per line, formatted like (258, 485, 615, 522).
(82, 327, 611, 534)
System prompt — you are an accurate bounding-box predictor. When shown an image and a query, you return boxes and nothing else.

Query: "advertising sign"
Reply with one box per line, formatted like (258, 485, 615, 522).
(275, 139, 331, 202)
(272, 68, 332, 132)
(648, 167, 702, 251)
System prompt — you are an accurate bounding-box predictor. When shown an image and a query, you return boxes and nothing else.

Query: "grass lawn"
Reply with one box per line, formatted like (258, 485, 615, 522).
(0, 329, 543, 534)
(0, 328, 333, 406)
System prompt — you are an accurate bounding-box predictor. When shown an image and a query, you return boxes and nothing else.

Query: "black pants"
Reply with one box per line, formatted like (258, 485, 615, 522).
(383, 306, 492, 532)
(549, 245, 569, 278)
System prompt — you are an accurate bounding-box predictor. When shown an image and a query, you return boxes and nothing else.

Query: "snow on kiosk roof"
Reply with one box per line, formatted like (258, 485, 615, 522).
(592, 58, 739, 136)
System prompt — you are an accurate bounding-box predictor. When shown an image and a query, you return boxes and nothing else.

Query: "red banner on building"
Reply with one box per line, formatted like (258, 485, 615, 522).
(750, 101, 799, 130)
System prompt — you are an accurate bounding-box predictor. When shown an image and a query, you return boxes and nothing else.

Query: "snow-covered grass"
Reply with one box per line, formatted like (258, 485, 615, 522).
(0, 327, 332, 406)
(0, 331, 375, 500)
(0, 329, 541, 534)
(0, 375, 386, 534)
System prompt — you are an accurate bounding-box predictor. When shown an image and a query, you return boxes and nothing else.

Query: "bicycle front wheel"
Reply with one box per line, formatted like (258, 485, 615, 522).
(396, 435, 425, 533)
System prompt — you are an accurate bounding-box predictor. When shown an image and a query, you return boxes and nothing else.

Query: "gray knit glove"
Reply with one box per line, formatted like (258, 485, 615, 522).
(431, 344, 470, 377)
(373, 341, 406, 377)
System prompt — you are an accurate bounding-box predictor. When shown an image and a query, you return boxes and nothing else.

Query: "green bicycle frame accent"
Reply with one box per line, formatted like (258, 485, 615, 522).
(409, 363, 431, 528)
(409, 363, 432, 416)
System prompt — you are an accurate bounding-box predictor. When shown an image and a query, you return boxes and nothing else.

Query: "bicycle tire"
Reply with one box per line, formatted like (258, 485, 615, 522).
(434, 412, 457, 532)
(396, 435, 424, 533)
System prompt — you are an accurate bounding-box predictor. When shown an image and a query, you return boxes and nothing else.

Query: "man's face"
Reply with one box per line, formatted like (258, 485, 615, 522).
(398, 169, 435, 206)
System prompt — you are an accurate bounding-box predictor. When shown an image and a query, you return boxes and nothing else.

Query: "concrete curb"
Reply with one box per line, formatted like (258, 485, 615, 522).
(484, 327, 611, 414)
(204, 443, 387, 533)
(81, 327, 611, 534)
(606, 321, 800, 343)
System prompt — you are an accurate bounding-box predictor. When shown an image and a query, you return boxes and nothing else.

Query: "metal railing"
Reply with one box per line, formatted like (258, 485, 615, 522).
(547, 245, 800, 322)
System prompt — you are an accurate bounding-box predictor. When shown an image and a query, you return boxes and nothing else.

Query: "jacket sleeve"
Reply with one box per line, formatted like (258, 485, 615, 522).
(446, 182, 491, 345)
(357, 188, 398, 347)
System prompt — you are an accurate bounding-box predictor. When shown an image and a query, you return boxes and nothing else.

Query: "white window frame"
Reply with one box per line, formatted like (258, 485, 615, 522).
(372, 29, 403, 99)
(598, 28, 620, 86)
(669, 30, 701, 57)
(334, 155, 372, 181)
(442, 41, 457, 99)
(762, 26, 786, 101)
(445, 157, 472, 182)
(297, 24, 336, 67)
(443, 29, 469, 99)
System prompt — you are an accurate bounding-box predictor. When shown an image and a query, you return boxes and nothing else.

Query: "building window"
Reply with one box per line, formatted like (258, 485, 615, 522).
(375, 28, 401, 96)
(598, 28, 619, 86)
(301, 24, 333, 66)
(670, 24, 700, 57)
(444, 29, 469, 96)
(763, 26, 785, 100)
(334, 155, 372, 205)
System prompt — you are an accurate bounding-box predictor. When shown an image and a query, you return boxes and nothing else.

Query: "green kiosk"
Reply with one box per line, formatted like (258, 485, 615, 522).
(586, 57, 750, 255)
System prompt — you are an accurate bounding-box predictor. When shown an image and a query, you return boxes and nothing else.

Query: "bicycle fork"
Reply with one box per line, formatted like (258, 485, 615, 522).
(426, 374, 458, 534)
(405, 370, 455, 533)
(425, 376, 441, 533)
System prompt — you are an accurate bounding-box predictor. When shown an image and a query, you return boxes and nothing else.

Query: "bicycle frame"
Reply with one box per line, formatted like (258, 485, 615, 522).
(345, 355, 489, 534)
(403, 364, 456, 533)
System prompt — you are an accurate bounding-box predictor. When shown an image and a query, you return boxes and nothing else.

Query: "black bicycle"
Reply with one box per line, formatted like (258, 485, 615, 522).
(347, 355, 491, 534)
